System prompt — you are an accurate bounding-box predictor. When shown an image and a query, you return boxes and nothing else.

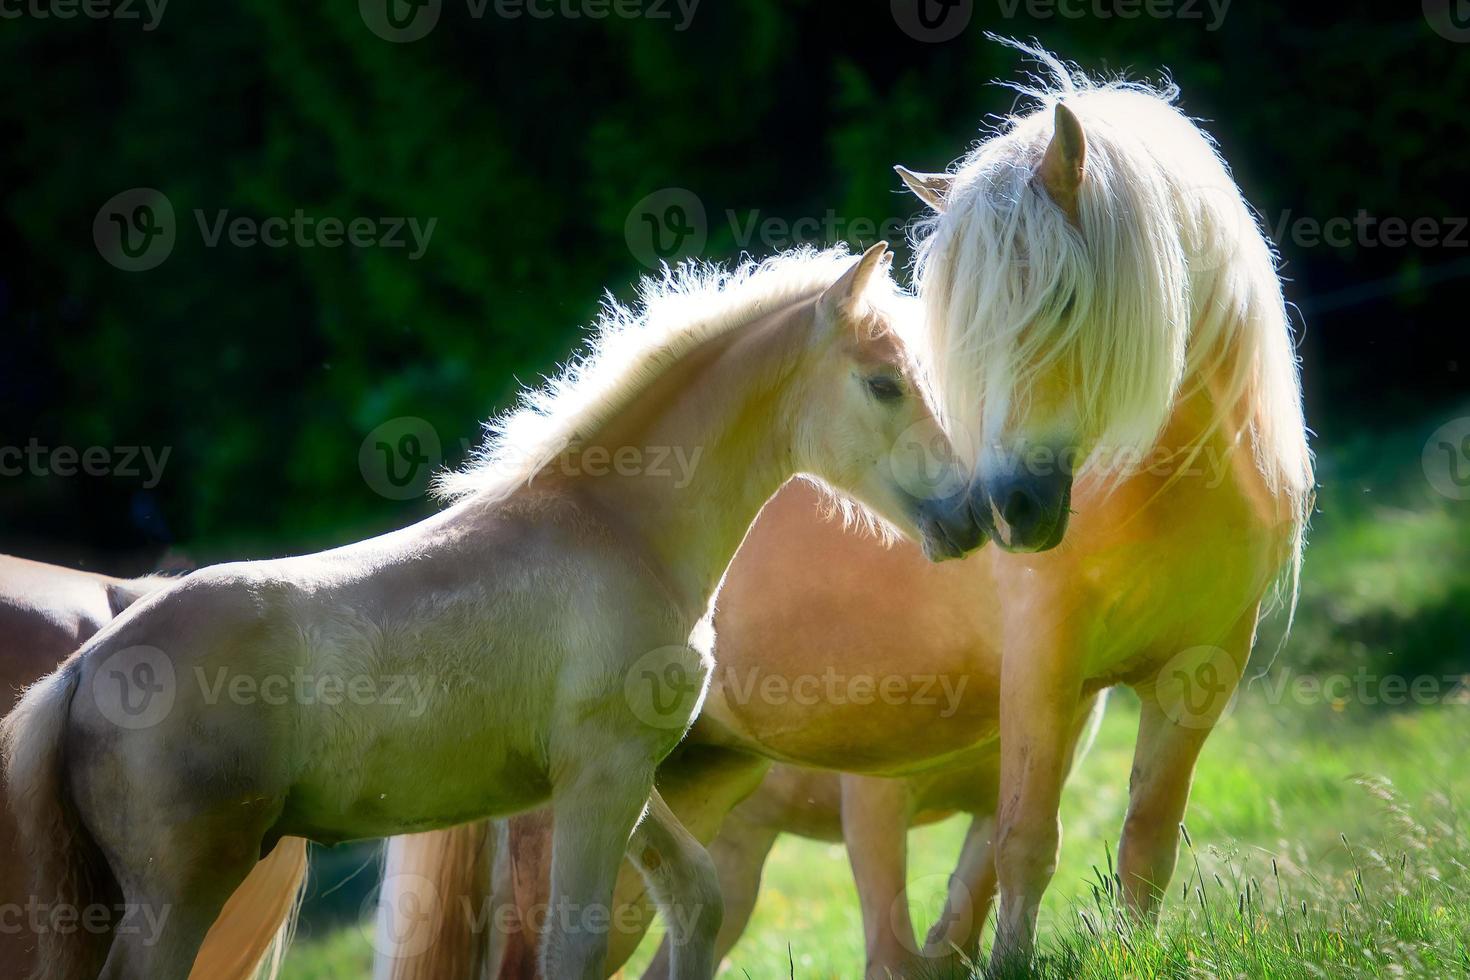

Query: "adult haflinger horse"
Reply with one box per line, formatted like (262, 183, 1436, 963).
(0, 555, 307, 980)
(906, 46, 1311, 967)
(1, 243, 988, 980)
(379, 45, 1312, 977)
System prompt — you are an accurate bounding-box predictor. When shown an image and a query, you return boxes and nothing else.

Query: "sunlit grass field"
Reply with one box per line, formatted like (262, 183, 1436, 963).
(281, 696, 1470, 978)
(283, 415, 1470, 978)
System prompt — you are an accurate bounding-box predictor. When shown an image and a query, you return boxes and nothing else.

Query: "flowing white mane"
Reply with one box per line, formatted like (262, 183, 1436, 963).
(913, 42, 1313, 515)
(435, 246, 905, 503)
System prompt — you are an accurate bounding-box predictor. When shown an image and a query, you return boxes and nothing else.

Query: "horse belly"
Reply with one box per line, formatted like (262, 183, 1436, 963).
(280, 706, 553, 842)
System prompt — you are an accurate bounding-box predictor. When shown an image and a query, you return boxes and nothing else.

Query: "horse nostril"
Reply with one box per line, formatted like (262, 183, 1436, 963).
(1001, 488, 1037, 529)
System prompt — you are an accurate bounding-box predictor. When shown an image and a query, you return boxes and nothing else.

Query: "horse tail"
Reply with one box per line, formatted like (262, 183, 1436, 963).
(0, 662, 115, 980)
(374, 823, 497, 980)
(190, 838, 309, 980)
(1069, 689, 1109, 772)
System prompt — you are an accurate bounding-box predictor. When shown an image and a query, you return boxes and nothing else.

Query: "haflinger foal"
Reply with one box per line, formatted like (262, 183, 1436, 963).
(0, 555, 306, 980)
(392, 480, 1106, 980)
(1, 242, 988, 980)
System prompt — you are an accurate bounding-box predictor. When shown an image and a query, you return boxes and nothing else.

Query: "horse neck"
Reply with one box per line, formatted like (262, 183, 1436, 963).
(565, 299, 813, 614)
(1137, 354, 1297, 534)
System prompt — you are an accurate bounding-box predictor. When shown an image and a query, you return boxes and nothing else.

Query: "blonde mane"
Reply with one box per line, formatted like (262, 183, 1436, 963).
(913, 43, 1313, 500)
(435, 246, 905, 503)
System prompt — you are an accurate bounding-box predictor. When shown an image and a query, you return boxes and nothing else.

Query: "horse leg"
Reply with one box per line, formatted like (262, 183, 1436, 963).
(98, 826, 264, 980)
(642, 752, 777, 978)
(989, 643, 1083, 972)
(922, 813, 996, 966)
(644, 812, 779, 977)
(626, 790, 723, 979)
(840, 774, 920, 979)
(540, 764, 658, 980)
(1118, 613, 1254, 920)
(705, 811, 780, 965)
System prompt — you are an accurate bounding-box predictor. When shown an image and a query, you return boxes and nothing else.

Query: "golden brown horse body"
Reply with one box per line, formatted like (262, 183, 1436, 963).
(0, 554, 306, 980)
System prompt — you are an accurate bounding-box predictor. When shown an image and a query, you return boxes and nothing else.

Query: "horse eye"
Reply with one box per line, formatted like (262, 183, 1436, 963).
(865, 375, 905, 402)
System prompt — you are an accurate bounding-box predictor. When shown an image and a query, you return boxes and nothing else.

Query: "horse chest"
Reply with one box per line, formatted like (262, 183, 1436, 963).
(1070, 493, 1283, 682)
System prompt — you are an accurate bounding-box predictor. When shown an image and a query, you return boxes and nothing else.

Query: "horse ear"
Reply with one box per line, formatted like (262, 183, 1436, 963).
(1035, 102, 1086, 226)
(819, 241, 892, 325)
(895, 165, 952, 213)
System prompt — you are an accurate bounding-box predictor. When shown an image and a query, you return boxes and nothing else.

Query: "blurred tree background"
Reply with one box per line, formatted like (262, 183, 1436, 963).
(1, 0, 1466, 619)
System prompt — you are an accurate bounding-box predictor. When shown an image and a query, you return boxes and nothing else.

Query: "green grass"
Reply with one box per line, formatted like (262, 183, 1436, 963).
(281, 696, 1470, 979)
